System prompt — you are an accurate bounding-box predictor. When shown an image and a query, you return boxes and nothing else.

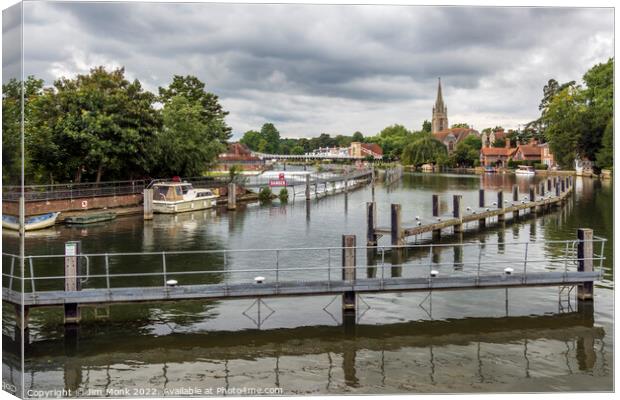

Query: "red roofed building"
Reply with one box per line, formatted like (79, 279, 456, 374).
(513, 140, 543, 162)
(480, 139, 516, 167)
(216, 143, 265, 171)
(350, 142, 383, 159)
(433, 127, 480, 152)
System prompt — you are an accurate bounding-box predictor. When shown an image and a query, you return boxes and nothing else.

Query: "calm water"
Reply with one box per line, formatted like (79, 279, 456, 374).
(2, 172, 614, 395)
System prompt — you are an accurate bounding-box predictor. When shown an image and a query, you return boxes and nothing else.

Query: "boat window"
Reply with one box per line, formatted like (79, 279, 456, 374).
(155, 186, 169, 200)
(175, 186, 183, 196)
(181, 185, 191, 195)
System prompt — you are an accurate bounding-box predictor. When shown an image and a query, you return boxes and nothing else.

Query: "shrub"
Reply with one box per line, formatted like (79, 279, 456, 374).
(278, 187, 289, 203)
(258, 186, 272, 203)
(534, 163, 548, 170)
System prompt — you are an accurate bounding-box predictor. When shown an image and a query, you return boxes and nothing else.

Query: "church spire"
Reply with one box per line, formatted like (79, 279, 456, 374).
(431, 77, 448, 133)
(435, 77, 444, 109)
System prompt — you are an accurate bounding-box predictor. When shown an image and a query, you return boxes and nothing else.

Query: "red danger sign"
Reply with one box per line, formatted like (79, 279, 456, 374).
(269, 179, 287, 187)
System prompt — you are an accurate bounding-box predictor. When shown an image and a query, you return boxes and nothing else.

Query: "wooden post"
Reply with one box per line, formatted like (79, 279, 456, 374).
(432, 194, 439, 217)
(547, 178, 552, 191)
(540, 182, 545, 197)
(556, 182, 560, 197)
(227, 183, 236, 210)
(512, 184, 518, 202)
(453, 194, 462, 233)
(64, 241, 82, 324)
(366, 202, 377, 246)
(344, 178, 348, 194)
(561, 178, 566, 193)
(529, 185, 536, 213)
(478, 189, 485, 228)
(143, 188, 153, 220)
(305, 174, 311, 201)
(342, 235, 357, 314)
(391, 204, 404, 246)
(497, 191, 504, 222)
(577, 228, 594, 301)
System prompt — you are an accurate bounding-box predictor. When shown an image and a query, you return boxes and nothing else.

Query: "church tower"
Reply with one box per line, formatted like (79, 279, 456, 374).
(432, 78, 448, 133)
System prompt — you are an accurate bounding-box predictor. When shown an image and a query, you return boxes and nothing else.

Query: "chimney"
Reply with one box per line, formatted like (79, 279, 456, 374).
(505, 138, 510, 148)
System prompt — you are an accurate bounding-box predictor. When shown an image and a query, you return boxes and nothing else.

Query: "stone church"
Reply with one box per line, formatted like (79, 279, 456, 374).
(431, 78, 479, 152)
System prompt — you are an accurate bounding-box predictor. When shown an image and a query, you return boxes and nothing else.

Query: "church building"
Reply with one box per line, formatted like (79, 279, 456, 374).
(431, 78, 479, 152)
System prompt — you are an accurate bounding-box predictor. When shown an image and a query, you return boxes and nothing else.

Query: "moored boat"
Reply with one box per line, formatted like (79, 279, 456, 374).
(152, 181, 218, 214)
(515, 165, 535, 176)
(64, 211, 117, 225)
(2, 212, 61, 231)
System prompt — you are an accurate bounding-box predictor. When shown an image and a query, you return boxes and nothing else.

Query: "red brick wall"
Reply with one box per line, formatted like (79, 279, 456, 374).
(2, 193, 142, 216)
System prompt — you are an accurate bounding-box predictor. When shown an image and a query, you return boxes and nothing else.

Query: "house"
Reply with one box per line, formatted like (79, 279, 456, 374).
(539, 143, 555, 168)
(433, 127, 480, 152)
(480, 128, 507, 148)
(513, 139, 542, 163)
(350, 142, 383, 160)
(480, 139, 516, 167)
(216, 143, 265, 171)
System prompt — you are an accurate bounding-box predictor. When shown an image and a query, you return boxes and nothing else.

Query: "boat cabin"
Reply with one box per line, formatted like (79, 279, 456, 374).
(153, 182, 214, 202)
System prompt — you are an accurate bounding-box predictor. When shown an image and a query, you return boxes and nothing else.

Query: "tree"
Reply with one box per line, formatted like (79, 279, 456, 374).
(259, 123, 281, 153)
(451, 123, 470, 129)
(401, 134, 447, 166)
(352, 131, 364, 142)
(291, 145, 304, 155)
(240, 130, 261, 150)
(366, 124, 416, 160)
(159, 75, 231, 142)
(451, 135, 481, 167)
(492, 138, 506, 148)
(595, 118, 613, 169)
(151, 95, 225, 177)
(2, 76, 44, 184)
(580, 58, 613, 164)
(422, 120, 432, 133)
(28, 67, 160, 183)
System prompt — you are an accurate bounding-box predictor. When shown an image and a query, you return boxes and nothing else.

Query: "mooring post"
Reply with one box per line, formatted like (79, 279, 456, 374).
(540, 182, 545, 197)
(478, 189, 486, 228)
(529, 185, 536, 213)
(227, 183, 236, 211)
(432, 194, 441, 239)
(453, 194, 462, 233)
(512, 184, 518, 202)
(143, 188, 153, 220)
(391, 204, 404, 246)
(556, 182, 561, 198)
(366, 202, 377, 246)
(342, 234, 357, 320)
(497, 191, 505, 222)
(344, 178, 348, 194)
(577, 228, 594, 301)
(305, 174, 311, 201)
(561, 178, 565, 193)
(547, 178, 552, 191)
(64, 241, 82, 324)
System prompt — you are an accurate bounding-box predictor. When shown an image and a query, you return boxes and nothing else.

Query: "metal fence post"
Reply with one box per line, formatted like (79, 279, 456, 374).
(342, 235, 357, 315)
(577, 228, 594, 300)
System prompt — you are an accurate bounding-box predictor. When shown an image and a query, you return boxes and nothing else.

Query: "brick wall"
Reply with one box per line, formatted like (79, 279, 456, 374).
(2, 193, 142, 216)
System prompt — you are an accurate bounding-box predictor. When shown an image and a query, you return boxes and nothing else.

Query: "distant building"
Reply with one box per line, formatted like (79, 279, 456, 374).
(216, 143, 265, 171)
(480, 139, 516, 167)
(433, 127, 479, 152)
(480, 128, 507, 148)
(513, 139, 542, 163)
(308, 146, 350, 157)
(431, 78, 448, 133)
(350, 142, 383, 159)
(539, 143, 556, 168)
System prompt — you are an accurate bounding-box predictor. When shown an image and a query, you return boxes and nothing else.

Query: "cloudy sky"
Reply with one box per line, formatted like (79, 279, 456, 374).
(5, 1, 615, 139)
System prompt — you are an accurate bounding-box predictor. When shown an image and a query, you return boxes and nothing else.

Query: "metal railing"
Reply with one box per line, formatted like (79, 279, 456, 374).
(2, 179, 148, 202)
(1, 236, 606, 295)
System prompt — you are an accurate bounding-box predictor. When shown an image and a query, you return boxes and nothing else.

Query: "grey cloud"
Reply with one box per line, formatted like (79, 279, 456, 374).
(16, 1, 614, 137)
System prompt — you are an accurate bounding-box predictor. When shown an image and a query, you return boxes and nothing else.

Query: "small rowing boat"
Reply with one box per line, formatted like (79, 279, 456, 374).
(64, 211, 117, 225)
(2, 212, 61, 231)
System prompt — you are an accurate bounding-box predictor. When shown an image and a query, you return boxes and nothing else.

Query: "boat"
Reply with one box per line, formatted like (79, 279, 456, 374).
(484, 165, 497, 173)
(64, 211, 117, 225)
(515, 165, 535, 176)
(152, 181, 219, 214)
(2, 212, 61, 231)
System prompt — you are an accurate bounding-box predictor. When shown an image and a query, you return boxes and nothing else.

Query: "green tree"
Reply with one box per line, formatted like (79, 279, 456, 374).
(580, 58, 613, 164)
(151, 95, 225, 177)
(2, 76, 44, 184)
(159, 75, 231, 142)
(451, 123, 470, 129)
(240, 130, 261, 150)
(291, 145, 304, 155)
(595, 118, 613, 169)
(492, 138, 506, 148)
(401, 134, 447, 166)
(421, 120, 432, 133)
(28, 67, 160, 183)
(259, 123, 281, 153)
(366, 124, 416, 160)
(451, 135, 481, 167)
(352, 131, 364, 142)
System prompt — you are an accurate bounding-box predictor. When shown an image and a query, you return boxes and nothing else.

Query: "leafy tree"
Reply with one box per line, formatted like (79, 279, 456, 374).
(291, 145, 304, 155)
(595, 118, 613, 169)
(352, 131, 364, 142)
(580, 58, 613, 163)
(28, 67, 160, 183)
(492, 138, 506, 148)
(278, 187, 289, 203)
(366, 124, 416, 160)
(401, 134, 447, 166)
(451, 123, 470, 129)
(259, 123, 281, 153)
(451, 135, 481, 167)
(335, 134, 353, 148)
(159, 75, 231, 142)
(2, 76, 44, 184)
(422, 120, 432, 133)
(151, 95, 225, 177)
(239, 130, 261, 150)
